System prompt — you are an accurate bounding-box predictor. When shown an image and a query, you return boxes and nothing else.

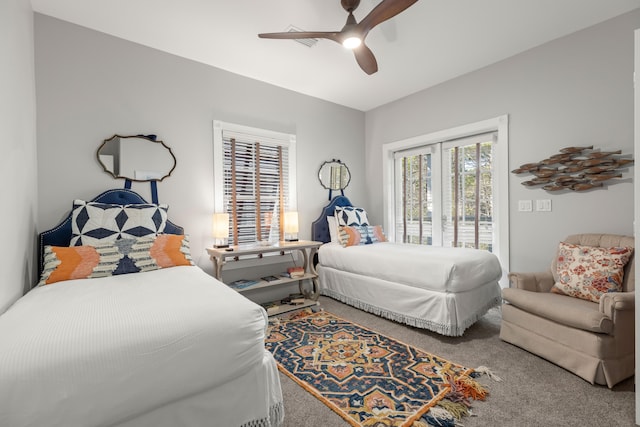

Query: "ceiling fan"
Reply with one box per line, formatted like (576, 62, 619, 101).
(258, 0, 418, 75)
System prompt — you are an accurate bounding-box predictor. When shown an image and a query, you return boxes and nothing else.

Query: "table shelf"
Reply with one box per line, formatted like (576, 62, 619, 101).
(207, 240, 323, 316)
(229, 273, 316, 293)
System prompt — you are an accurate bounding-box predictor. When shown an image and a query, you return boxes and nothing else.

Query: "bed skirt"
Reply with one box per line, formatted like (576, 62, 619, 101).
(318, 265, 501, 336)
(116, 351, 284, 427)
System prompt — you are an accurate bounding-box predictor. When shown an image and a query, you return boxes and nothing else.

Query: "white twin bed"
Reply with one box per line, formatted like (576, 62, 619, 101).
(0, 189, 283, 427)
(312, 196, 502, 336)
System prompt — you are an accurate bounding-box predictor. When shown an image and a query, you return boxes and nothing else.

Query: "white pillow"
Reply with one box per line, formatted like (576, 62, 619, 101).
(327, 216, 339, 243)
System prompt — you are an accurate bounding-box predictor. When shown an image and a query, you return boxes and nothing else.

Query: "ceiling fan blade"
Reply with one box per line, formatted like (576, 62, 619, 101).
(353, 43, 378, 74)
(258, 0, 415, 75)
(259, 31, 341, 44)
(358, 0, 418, 35)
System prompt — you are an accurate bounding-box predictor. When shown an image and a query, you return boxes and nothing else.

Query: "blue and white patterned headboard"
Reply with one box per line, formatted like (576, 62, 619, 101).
(311, 196, 353, 243)
(38, 188, 183, 276)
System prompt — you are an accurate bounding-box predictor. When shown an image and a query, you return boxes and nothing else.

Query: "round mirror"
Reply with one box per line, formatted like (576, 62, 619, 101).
(318, 159, 350, 191)
(97, 134, 176, 182)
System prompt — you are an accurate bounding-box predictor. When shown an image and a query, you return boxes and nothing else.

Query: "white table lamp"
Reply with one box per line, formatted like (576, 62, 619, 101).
(284, 211, 299, 242)
(213, 213, 230, 248)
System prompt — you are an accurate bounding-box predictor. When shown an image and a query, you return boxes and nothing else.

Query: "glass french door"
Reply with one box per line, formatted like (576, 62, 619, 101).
(394, 132, 496, 251)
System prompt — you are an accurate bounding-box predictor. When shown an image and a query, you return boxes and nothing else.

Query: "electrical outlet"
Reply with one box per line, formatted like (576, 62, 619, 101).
(518, 200, 532, 212)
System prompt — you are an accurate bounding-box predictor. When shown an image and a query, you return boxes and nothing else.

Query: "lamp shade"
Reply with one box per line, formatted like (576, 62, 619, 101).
(284, 211, 299, 234)
(212, 213, 230, 239)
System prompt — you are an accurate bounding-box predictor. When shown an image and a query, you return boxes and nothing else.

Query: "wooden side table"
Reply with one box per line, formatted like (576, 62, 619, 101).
(206, 240, 323, 315)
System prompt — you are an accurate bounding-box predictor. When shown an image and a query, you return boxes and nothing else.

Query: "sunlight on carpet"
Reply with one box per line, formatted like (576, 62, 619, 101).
(266, 309, 497, 427)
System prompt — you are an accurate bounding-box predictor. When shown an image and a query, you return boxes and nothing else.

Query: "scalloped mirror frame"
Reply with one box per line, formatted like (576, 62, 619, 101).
(318, 159, 351, 191)
(97, 134, 177, 182)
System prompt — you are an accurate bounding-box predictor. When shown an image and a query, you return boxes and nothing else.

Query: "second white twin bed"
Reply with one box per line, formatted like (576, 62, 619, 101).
(312, 196, 502, 336)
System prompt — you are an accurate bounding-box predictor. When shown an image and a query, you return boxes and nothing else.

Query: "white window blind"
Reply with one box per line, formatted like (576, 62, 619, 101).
(213, 121, 296, 245)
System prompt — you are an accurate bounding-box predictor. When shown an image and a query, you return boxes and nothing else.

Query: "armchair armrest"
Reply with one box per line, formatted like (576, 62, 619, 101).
(599, 292, 635, 319)
(508, 270, 554, 292)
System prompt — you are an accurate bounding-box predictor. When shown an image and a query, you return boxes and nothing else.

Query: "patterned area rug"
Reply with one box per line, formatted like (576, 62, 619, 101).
(266, 310, 495, 427)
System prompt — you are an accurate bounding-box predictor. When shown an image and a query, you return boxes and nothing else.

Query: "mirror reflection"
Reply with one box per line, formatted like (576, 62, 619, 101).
(97, 134, 176, 182)
(318, 159, 350, 190)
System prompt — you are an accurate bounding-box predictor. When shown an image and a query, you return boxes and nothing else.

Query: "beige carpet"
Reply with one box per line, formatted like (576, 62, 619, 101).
(278, 296, 635, 427)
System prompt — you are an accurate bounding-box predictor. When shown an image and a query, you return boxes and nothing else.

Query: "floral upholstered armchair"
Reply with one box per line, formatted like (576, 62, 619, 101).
(500, 233, 634, 388)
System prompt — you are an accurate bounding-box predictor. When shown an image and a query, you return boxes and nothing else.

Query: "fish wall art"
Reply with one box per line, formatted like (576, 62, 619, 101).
(511, 146, 633, 192)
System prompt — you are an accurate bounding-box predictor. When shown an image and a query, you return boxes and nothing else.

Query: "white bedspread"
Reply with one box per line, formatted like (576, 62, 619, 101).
(0, 266, 271, 427)
(319, 242, 502, 292)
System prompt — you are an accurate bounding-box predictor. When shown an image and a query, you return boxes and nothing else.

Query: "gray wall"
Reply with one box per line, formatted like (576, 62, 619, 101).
(34, 14, 366, 279)
(365, 10, 639, 273)
(0, 0, 38, 313)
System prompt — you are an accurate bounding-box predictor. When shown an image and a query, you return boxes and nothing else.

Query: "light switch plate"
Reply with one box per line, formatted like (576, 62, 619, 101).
(518, 200, 532, 212)
(536, 199, 552, 212)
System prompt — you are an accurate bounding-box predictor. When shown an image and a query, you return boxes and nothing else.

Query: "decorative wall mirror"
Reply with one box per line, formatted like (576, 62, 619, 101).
(318, 159, 350, 199)
(318, 159, 350, 190)
(97, 134, 176, 182)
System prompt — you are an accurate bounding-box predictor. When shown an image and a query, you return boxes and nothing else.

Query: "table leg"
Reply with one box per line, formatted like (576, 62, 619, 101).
(299, 247, 319, 300)
(210, 255, 226, 280)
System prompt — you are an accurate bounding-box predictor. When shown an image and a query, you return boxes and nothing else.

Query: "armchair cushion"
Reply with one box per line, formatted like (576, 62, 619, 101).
(502, 288, 613, 334)
(551, 242, 633, 303)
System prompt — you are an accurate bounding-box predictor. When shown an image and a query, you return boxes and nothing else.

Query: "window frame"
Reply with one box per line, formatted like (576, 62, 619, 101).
(213, 120, 297, 245)
(382, 115, 509, 285)
(439, 132, 496, 251)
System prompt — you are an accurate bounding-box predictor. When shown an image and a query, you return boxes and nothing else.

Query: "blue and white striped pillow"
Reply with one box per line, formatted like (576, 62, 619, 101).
(338, 225, 387, 247)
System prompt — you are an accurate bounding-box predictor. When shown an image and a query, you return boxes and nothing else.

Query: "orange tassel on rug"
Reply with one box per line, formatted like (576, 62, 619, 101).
(454, 376, 489, 401)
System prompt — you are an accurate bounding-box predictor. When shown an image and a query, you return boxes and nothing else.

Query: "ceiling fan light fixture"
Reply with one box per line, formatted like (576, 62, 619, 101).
(342, 36, 361, 49)
(258, 0, 418, 74)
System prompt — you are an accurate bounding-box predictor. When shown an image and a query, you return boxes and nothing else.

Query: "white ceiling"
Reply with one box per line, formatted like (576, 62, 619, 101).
(31, 0, 640, 111)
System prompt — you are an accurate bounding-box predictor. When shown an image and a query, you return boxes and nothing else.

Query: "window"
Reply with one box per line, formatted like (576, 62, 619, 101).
(213, 121, 296, 245)
(383, 116, 509, 284)
(442, 133, 495, 251)
(394, 145, 434, 245)
(394, 133, 495, 250)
